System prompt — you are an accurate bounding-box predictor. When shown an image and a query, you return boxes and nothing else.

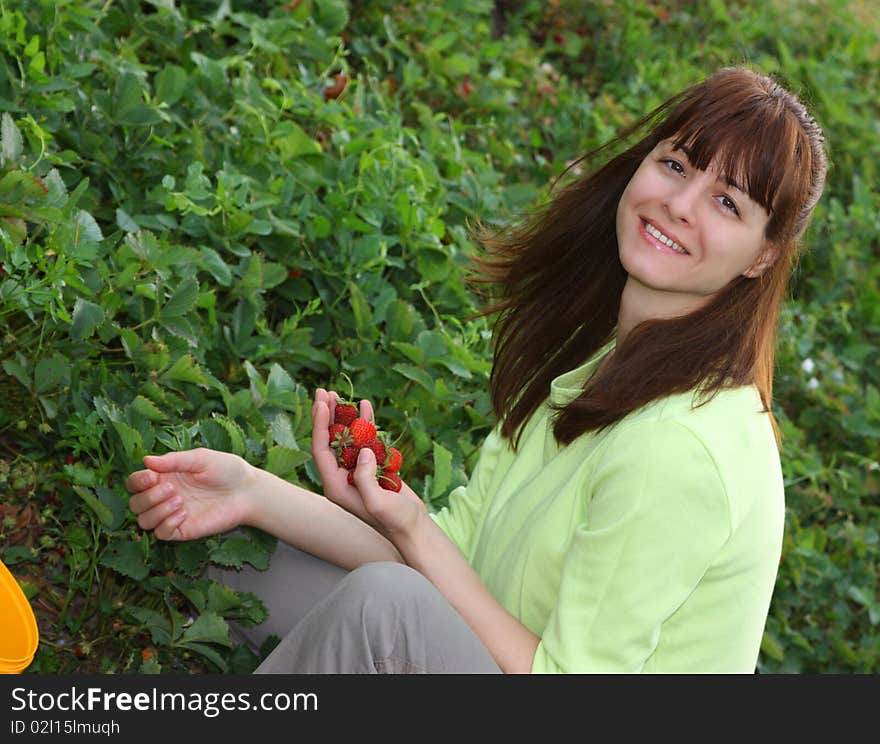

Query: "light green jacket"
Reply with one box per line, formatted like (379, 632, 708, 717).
(430, 347, 784, 673)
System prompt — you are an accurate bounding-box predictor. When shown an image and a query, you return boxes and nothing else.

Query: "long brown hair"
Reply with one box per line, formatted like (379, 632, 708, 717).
(466, 67, 827, 450)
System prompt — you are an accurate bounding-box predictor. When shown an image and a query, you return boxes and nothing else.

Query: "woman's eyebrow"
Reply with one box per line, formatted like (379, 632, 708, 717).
(674, 142, 747, 194)
(722, 174, 746, 194)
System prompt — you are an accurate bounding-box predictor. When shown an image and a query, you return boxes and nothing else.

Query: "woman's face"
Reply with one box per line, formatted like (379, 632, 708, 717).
(615, 139, 772, 317)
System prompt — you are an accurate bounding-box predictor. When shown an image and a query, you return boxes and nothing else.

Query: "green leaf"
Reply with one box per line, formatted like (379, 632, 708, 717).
(390, 341, 424, 364)
(243, 360, 267, 400)
(348, 281, 374, 338)
(76, 210, 103, 242)
(311, 214, 331, 238)
(415, 249, 451, 282)
(161, 315, 200, 345)
(161, 277, 199, 318)
(273, 122, 322, 159)
(266, 364, 299, 409)
(432, 441, 453, 501)
(73, 486, 115, 529)
(70, 298, 105, 341)
(1, 113, 23, 165)
(0, 546, 39, 565)
(262, 261, 288, 289)
(178, 641, 228, 671)
(160, 354, 208, 385)
(125, 606, 172, 646)
(156, 64, 188, 104)
(0, 170, 49, 199)
(203, 582, 244, 615)
(131, 395, 164, 421)
(392, 363, 435, 393)
(210, 536, 270, 570)
(313, 0, 350, 34)
(34, 354, 71, 393)
(100, 539, 150, 580)
(433, 356, 473, 379)
(265, 445, 311, 478)
(112, 420, 146, 465)
(212, 414, 247, 456)
(385, 300, 415, 340)
(199, 246, 232, 286)
(1, 358, 30, 389)
(179, 610, 231, 647)
(760, 630, 785, 662)
(95, 486, 128, 531)
(115, 208, 139, 232)
(269, 414, 298, 449)
(113, 73, 163, 126)
(174, 540, 208, 575)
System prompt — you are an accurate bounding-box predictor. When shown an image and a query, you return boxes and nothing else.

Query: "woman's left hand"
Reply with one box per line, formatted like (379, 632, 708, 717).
(350, 447, 428, 541)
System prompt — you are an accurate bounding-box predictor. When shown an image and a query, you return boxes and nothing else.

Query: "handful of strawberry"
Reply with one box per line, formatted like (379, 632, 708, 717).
(329, 402, 404, 492)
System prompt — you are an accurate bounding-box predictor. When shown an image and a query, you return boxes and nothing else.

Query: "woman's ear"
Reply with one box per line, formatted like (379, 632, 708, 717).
(742, 243, 779, 279)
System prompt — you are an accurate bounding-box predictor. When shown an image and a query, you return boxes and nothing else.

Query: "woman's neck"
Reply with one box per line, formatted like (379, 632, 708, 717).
(615, 276, 710, 345)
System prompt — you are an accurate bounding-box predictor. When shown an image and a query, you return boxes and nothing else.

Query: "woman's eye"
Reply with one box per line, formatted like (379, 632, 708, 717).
(660, 158, 685, 175)
(719, 195, 741, 216)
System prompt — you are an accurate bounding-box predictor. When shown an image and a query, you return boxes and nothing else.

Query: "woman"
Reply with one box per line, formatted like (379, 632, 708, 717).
(126, 67, 827, 673)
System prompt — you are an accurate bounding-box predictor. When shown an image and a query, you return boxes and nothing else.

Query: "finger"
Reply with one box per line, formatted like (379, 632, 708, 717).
(359, 399, 374, 421)
(136, 492, 185, 531)
(353, 446, 378, 487)
(125, 468, 159, 495)
(312, 395, 331, 442)
(311, 395, 341, 473)
(143, 449, 208, 474)
(153, 509, 187, 541)
(328, 390, 339, 423)
(129, 480, 177, 517)
(314, 388, 329, 411)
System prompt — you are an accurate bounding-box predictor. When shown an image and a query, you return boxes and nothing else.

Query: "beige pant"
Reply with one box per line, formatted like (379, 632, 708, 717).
(207, 539, 502, 674)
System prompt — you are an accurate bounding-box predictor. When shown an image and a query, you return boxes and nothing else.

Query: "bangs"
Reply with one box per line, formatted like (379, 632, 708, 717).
(652, 72, 810, 238)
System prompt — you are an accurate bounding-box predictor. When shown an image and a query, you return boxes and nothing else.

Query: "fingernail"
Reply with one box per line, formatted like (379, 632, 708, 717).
(358, 448, 372, 463)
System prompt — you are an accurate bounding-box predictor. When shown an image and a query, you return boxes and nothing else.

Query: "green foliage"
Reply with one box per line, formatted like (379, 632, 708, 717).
(0, 0, 876, 673)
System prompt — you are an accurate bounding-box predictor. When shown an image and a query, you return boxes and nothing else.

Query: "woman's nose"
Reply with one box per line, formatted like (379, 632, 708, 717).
(664, 181, 701, 224)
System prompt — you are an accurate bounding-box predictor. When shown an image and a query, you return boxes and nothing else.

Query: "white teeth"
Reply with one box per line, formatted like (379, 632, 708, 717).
(644, 221, 687, 254)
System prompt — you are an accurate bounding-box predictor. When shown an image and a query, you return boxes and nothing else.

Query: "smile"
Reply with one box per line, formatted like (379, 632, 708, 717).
(641, 219, 689, 255)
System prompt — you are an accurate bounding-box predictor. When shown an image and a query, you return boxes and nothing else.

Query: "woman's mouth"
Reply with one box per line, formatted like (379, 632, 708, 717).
(640, 219, 689, 256)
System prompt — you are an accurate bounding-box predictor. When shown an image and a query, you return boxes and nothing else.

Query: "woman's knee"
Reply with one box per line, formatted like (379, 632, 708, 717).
(343, 561, 433, 603)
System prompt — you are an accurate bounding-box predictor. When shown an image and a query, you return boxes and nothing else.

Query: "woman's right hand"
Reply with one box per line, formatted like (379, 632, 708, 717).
(311, 388, 382, 530)
(125, 448, 256, 541)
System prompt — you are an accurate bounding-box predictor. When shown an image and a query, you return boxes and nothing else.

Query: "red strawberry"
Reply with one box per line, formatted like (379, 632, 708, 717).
(340, 445, 360, 470)
(328, 423, 347, 446)
(378, 472, 402, 492)
(334, 404, 358, 426)
(385, 447, 403, 473)
(361, 438, 386, 466)
(349, 418, 376, 446)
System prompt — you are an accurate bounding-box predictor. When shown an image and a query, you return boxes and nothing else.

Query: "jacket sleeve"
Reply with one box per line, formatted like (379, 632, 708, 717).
(428, 423, 507, 561)
(531, 419, 732, 673)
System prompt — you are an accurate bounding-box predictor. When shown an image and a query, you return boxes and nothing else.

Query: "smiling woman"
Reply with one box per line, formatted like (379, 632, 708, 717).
(472, 67, 826, 445)
(127, 67, 829, 674)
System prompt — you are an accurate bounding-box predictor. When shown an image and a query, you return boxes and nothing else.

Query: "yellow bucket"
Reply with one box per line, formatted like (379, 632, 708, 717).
(0, 558, 39, 673)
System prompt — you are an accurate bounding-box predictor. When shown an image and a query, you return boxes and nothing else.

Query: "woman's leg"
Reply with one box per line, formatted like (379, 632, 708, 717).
(254, 561, 503, 674)
(206, 537, 348, 653)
